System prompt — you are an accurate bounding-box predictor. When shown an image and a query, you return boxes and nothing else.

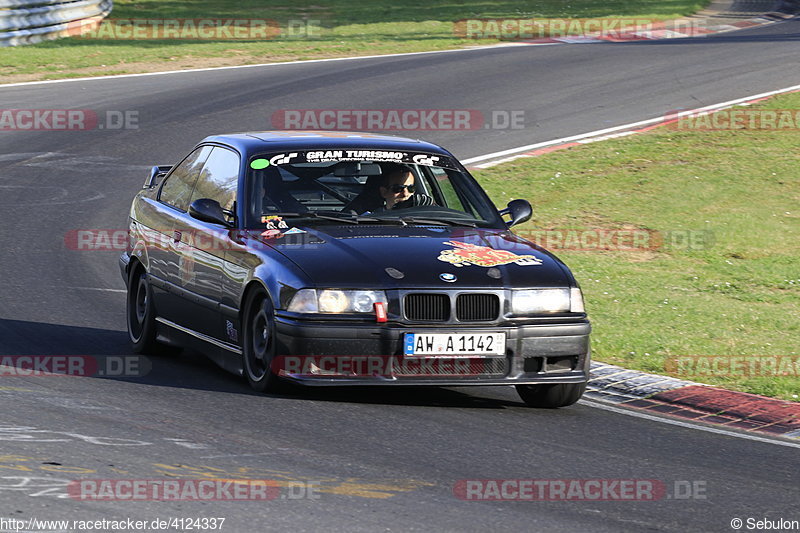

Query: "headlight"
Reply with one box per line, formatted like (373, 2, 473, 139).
(570, 287, 585, 313)
(511, 289, 571, 314)
(287, 289, 388, 314)
(286, 289, 318, 313)
(318, 290, 349, 313)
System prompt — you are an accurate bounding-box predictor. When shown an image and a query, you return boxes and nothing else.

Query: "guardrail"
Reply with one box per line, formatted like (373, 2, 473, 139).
(0, 0, 112, 46)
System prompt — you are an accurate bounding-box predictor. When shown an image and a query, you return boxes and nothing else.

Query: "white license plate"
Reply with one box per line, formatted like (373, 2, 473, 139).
(404, 332, 505, 357)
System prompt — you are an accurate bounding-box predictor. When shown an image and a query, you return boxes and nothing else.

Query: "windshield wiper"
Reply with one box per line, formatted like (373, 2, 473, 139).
(399, 216, 477, 227)
(266, 212, 477, 227)
(265, 212, 381, 225)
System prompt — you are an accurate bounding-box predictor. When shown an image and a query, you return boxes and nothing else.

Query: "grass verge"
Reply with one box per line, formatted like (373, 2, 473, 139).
(474, 93, 800, 401)
(1, 0, 708, 83)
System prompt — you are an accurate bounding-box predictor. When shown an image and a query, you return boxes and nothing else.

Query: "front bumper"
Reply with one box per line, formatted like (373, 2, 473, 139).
(274, 317, 590, 386)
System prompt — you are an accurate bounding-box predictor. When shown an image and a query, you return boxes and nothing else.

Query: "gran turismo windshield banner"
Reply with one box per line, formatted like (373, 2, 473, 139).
(252, 150, 459, 169)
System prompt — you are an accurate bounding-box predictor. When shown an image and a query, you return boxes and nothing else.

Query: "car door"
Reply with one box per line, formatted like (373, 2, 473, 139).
(151, 145, 213, 324)
(172, 145, 241, 342)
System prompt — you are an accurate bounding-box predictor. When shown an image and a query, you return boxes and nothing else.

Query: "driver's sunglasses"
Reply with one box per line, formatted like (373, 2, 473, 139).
(389, 184, 416, 194)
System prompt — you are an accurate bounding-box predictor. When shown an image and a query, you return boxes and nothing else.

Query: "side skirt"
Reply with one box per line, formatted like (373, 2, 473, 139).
(155, 317, 244, 376)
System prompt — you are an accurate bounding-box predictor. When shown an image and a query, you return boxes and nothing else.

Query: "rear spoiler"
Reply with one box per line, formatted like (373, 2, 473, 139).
(144, 165, 172, 189)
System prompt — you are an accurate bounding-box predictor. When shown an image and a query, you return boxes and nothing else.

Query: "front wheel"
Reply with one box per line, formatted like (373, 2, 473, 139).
(515, 382, 586, 408)
(242, 291, 289, 393)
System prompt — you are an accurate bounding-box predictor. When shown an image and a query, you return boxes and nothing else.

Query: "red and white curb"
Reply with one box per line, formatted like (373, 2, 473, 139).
(587, 362, 800, 440)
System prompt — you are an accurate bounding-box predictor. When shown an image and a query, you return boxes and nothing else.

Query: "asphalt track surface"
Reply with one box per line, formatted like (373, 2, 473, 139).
(1, 19, 799, 532)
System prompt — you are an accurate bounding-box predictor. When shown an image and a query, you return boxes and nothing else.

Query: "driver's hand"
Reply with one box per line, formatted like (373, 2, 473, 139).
(392, 194, 435, 210)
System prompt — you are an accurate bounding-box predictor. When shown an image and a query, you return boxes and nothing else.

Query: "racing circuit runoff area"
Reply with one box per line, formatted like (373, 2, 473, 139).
(0, 1, 799, 532)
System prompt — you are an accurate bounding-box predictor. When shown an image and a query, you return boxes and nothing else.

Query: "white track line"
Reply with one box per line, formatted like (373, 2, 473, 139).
(581, 399, 800, 449)
(66, 287, 126, 293)
(463, 82, 800, 166)
(0, 43, 522, 89)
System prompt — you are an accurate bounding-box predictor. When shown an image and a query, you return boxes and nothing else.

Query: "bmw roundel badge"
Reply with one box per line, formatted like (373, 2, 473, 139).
(439, 273, 457, 282)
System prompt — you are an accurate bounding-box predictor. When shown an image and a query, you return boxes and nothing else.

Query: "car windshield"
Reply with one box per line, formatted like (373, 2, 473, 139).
(245, 151, 505, 228)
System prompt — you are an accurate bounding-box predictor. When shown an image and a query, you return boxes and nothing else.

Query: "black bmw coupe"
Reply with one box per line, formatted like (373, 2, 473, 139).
(121, 131, 590, 407)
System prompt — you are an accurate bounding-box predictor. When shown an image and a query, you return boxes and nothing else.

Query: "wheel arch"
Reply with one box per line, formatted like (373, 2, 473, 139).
(239, 279, 274, 322)
(129, 233, 151, 274)
(127, 255, 144, 277)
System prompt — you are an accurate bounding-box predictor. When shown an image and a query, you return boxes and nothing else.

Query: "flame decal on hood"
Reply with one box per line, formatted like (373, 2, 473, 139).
(437, 240, 542, 267)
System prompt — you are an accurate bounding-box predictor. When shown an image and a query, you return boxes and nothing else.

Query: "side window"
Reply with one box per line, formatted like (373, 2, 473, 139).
(190, 147, 240, 212)
(427, 167, 461, 209)
(159, 146, 212, 211)
(425, 167, 477, 217)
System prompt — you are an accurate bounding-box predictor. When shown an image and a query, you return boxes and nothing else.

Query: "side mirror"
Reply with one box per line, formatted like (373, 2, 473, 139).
(144, 165, 171, 189)
(499, 199, 532, 227)
(189, 198, 232, 227)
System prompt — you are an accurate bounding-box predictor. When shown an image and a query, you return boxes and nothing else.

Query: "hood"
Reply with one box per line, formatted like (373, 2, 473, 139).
(252, 225, 574, 289)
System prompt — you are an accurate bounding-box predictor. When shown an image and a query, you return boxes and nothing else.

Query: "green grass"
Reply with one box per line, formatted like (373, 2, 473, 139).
(1, 0, 708, 82)
(474, 94, 800, 401)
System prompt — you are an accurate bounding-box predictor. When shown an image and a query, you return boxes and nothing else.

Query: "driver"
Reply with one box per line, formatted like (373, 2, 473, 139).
(379, 164, 434, 210)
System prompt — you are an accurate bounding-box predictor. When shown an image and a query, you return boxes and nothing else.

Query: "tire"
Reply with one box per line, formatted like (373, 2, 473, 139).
(515, 382, 586, 408)
(127, 265, 159, 354)
(242, 290, 290, 393)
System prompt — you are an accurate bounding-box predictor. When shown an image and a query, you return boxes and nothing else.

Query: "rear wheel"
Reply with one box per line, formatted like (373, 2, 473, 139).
(127, 264, 181, 355)
(127, 265, 159, 354)
(515, 382, 586, 408)
(242, 290, 289, 393)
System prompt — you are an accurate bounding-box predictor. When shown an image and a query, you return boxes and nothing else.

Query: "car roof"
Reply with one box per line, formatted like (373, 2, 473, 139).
(198, 130, 453, 156)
